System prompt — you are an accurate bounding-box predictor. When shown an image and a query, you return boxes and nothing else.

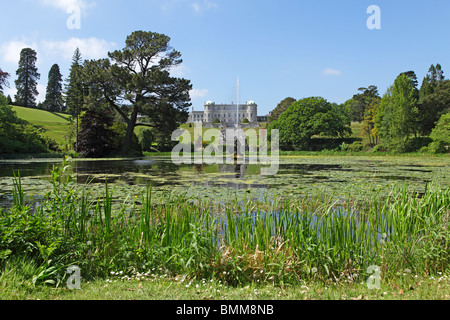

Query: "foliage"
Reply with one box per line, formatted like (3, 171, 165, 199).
(340, 141, 363, 152)
(1, 159, 449, 287)
(242, 118, 249, 124)
(137, 128, 155, 152)
(379, 74, 419, 152)
(361, 99, 381, 146)
(267, 97, 296, 125)
(76, 102, 118, 158)
(419, 64, 444, 101)
(348, 86, 380, 122)
(419, 80, 450, 135)
(0, 94, 49, 155)
(213, 118, 220, 124)
(430, 113, 450, 145)
(14, 48, 40, 108)
(65, 48, 85, 117)
(268, 97, 352, 151)
(82, 31, 192, 154)
(43, 64, 64, 113)
(0, 68, 10, 94)
(403, 137, 433, 153)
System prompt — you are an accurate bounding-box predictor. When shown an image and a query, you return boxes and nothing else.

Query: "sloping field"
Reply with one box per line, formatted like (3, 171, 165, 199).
(11, 106, 72, 146)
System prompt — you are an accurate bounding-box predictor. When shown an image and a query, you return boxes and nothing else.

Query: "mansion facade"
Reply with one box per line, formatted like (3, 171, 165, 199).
(187, 101, 259, 126)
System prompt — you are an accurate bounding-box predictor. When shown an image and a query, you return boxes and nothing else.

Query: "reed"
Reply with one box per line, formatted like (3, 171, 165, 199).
(0, 162, 448, 286)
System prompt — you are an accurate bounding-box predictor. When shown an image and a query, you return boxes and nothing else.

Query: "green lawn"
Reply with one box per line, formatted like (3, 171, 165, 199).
(11, 105, 72, 146)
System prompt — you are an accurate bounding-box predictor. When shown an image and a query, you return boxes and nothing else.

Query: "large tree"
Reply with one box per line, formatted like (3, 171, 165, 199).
(380, 74, 418, 151)
(83, 31, 192, 154)
(0, 68, 10, 94)
(418, 64, 446, 135)
(349, 85, 380, 122)
(14, 48, 40, 108)
(420, 64, 444, 99)
(65, 48, 86, 151)
(419, 80, 450, 135)
(43, 64, 64, 112)
(268, 97, 352, 150)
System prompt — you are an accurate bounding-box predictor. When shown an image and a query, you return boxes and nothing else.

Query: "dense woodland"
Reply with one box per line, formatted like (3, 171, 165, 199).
(0, 31, 449, 157)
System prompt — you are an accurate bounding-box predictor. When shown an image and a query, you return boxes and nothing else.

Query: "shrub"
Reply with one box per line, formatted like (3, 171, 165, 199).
(373, 144, 387, 152)
(428, 140, 447, 154)
(213, 118, 220, 124)
(404, 137, 433, 153)
(341, 141, 363, 152)
(419, 146, 429, 153)
(137, 128, 154, 152)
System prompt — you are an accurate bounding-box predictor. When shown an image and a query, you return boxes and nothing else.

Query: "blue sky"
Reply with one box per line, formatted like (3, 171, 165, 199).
(1, 0, 450, 116)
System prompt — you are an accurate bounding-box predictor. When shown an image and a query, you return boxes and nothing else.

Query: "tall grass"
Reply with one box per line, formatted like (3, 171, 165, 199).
(0, 159, 448, 287)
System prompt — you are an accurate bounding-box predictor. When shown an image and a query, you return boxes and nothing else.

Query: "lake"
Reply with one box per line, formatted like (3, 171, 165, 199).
(0, 155, 448, 207)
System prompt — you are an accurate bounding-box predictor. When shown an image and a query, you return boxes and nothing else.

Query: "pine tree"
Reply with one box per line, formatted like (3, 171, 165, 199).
(65, 48, 85, 150)
(418, 64, 446, 135)
(14, 48, 40, 108)
(44, 64, 64, 112)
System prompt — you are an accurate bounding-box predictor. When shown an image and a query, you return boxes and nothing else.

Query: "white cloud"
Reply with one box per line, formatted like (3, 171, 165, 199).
(37, 83, 46, 103)
(170, 64, 188, 77)
(192, 0, 218, 14)
(190, 88, 209, 99)
(1, 40, 40, 65)
(323, 68, 342, 76)
(42, 37, 116, 60)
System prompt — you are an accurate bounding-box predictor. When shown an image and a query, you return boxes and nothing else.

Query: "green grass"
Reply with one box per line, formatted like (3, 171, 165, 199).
(1, 266, 448, 300)
(11, 105, 72, 146)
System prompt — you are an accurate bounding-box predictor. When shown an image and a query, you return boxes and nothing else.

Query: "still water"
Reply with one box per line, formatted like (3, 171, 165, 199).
(0, 156, 448, 207)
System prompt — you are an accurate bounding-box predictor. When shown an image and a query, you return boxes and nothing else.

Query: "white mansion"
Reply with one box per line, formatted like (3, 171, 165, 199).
(188, 100, 266, 127)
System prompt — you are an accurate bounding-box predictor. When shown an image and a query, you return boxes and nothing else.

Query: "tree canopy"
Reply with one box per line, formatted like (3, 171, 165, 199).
(348, 85, 380, 122)
(83, 31, 192, 153)
(268, 97, 352, 150)
(379, 74, 418, 151)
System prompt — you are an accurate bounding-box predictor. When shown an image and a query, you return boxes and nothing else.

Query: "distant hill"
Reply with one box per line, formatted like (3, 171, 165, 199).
(11, 105, 72, 146)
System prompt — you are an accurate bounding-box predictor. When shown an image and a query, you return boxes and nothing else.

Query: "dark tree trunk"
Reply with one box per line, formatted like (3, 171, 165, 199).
(120, 108, 138, 155)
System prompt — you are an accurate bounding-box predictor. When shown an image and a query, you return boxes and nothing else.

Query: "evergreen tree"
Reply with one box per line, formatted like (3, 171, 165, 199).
(65, 48, 85, 151)
(65, 48, 85, 116)
(44, 64, 64, 112)
(76, 96, 117, 158)
(418, 64, 446, 135)
(14, 48, 40, 108)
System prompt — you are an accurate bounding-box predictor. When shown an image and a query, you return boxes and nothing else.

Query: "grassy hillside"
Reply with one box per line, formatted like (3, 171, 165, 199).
(11, 105, 72, 146)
